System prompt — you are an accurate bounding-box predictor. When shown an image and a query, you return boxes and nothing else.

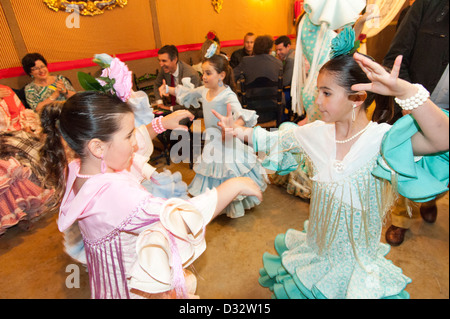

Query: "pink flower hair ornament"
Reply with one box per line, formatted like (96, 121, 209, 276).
(77, 54, 133, 102)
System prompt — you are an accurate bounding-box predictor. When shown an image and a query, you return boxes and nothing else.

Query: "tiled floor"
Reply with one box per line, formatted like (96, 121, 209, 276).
(0, 160, 448, 299)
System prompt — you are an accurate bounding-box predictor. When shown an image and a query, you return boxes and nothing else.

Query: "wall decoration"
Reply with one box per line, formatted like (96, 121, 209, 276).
(211, 0, 223, 13)
(43, 0, 127, 16)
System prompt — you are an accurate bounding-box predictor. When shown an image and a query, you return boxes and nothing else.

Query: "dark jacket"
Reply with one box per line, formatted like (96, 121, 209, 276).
(383, 0, 449, 93)
(230, 48, 251, 69)
(233, 54, 283, 84)
(154, 60, 201, 101)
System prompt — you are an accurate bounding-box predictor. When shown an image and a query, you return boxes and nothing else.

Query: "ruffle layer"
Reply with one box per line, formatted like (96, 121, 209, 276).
(141, 169, 189, 199)
(128, 196, 215, 297)
(259, 221, 412, 299)
(0, 157, 54, 235)
(188, 138, 267, 218)
(253, 123, 302, 176)
(189, 164, 267, 218)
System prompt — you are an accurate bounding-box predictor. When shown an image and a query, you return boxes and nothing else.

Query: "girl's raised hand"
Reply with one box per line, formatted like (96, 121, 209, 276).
(211, 103, 237, 140)
(161, 109, 195, 131)
(351, 53, 416, 100)
(212, 103, 234, 129)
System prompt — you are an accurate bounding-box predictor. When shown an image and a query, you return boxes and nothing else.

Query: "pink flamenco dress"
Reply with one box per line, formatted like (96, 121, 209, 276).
(0, 84, 54, 235)
(0, 158, 53, 235)
(59, 125, 214, 299)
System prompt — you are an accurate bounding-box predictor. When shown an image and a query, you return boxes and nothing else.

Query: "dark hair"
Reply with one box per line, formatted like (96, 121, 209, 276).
(244, 32, 255, 39)
(253, 35, 274, 55)
(204, 55, 237, 92)
(39, 92, 133, 202)
(319, 54, 394, 123)
(274, 35, 291, 47)
(22, 53, 47, 76)
(158, 45, 179, 61)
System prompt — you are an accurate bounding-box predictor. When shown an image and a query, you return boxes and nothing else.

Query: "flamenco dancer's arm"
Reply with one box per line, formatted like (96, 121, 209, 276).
(212, 104, 254, 145)
(352, 53, 449, 155)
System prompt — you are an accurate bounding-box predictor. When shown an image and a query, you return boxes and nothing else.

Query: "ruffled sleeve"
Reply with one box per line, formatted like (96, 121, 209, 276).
(130, 125, 156, 181)
(372, 110, 449, 202)
(175, 78, 203, 109)
(227, 92, 258, 128)
(253, 122, 302, 175)
(128, 188, 218, 296)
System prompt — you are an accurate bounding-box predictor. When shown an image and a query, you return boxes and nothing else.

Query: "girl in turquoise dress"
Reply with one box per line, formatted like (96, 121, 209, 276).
(213, 52, 449, 299)
(161, 55, 267, 218)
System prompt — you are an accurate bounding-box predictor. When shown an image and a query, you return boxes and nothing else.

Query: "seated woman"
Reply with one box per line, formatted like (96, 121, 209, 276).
(21, 53, 76, 113)
(0, 85, 53, 236)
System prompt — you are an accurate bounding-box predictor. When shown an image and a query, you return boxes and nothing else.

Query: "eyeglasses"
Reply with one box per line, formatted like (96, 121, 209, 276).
(30, 65, 47, 72)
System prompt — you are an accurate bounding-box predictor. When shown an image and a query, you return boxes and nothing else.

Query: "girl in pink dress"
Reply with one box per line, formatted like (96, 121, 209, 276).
(39, 91, 262, 299)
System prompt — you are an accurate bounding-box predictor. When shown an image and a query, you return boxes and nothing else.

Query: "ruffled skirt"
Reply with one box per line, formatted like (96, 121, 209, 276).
(259, 220, 412, 299)
(0, 157, 53, 235)
(188, 135, 267, 218)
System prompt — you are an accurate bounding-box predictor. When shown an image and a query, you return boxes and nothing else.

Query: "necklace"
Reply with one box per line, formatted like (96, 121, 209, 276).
(336, 122, 371, 144)
(76, 172, 97, 179)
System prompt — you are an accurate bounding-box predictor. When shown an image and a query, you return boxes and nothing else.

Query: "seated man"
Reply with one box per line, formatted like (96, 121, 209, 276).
(274, 35, 295, 121)
(230, 32, 256, 69)
(274, 35, 295, 88)
(233, 35, 283, 124)
(153, 45, 202, 164)
(154, 45, 201, 115)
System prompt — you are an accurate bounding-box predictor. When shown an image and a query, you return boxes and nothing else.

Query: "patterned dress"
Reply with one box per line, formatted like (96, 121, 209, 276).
(256, 121, 412, 299)
(24, 75, 75, 111)
(0, 86, 53, 235)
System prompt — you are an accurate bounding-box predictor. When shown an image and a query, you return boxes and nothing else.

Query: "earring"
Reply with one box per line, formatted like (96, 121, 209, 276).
(352, 104, 357, 122)
(218, 79, 223, 87)
(101, 154, 107, 173)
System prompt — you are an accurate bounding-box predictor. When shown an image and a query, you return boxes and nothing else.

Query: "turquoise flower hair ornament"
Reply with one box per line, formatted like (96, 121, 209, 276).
(330, 25, 361, 59)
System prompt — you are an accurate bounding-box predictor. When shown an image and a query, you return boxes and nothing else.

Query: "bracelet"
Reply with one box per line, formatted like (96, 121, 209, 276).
(165, 85, 169, 94)
(151, 116, 166, 134)
(394, 84, 430, 111)
(49, 95, 56, 101)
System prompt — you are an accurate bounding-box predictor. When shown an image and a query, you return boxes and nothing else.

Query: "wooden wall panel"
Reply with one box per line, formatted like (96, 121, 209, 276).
(156, 0, 296, 46)
(0, 4, 21, 69)
(9, 0, 155, 63)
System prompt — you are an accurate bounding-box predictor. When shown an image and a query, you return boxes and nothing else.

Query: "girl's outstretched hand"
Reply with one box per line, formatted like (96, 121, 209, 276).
(212, 103, 237, 140)
(212, 103, 234, 130)
(236, 177, 263, 201)
(162, 109, 195, 131)
(351, 53, 416, 100)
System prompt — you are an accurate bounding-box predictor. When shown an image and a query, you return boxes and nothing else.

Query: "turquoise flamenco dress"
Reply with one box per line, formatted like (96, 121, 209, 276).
(255, 114, 448, 299)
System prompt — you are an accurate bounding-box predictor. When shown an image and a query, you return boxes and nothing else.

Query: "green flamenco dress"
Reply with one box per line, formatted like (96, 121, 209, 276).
(254, 114, 448, 299)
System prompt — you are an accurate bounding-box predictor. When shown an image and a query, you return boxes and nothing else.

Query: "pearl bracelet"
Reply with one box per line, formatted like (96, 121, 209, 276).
(151, 116, 166, 134)
(394, 84, 430, 111)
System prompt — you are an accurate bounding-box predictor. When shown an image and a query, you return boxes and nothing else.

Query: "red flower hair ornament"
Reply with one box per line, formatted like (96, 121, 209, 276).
(206, 31, 216, 40)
